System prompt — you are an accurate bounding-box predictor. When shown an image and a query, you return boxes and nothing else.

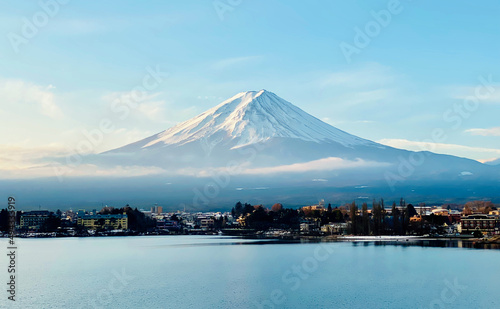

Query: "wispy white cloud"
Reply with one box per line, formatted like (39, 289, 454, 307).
(319, 63, 396, 89)
(0, 79, 64, 119)
(101, 91, 167, 122)
(109, 128, 154, 146)
(338, 89, 393, 106)
(241, 157, 389, 175)
(211, 56, 263, 70)
(310, 63, 404, 115)
(0, 163, 166, 179)
(378, 138, 500, 161)
(465, 127, 500, 136)
(0, 140, 170, 179)
(0, 142, 69, 171)
(172, 157, 389, 178)
(49, 15, 182, 35)
(51, 164, 167, 178)
(136, 100, 166, 121)
(450, 82, 500, 104)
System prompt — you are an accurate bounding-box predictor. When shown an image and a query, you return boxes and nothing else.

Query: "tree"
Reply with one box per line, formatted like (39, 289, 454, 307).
(362, 202, 369, 235)
(349, 201, 358, 235)
(41, 213, 61, 232)
(246, 206, 272, 230)
(242, 203, 254, 215)
(407, 204, 417, 217)
(0, 209, 9, 233)
(124, 207, 156, 232)
(403, 204, 417, 235)
(391, 202, 397, 235)
(399, 197, 406, 207)
(401, 206, 408, 235)
(463, 204, 473, 216)
(392, 202, 401, 235)
(380, 198, 386, 234)
(419, 202, 426, 235)
(271, 203, 283, 212)
(235, 202, 243, 217)
(327, 203, 332, 213)
(464, 201, 494, 214)
(372, 199, 381, 235)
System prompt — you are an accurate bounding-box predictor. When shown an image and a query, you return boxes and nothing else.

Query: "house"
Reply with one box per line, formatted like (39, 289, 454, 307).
(321, 223, 349, 235)
(300, 219, 321, 233)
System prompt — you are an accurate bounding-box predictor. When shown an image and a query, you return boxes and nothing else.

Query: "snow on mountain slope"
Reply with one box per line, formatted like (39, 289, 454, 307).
(97, 89, 497, 183)
(137, 90, 377, 150)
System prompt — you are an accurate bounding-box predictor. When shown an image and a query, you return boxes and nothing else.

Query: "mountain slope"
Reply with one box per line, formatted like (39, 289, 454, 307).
(111, 90, 379, 153)
(101, 90, 495, 183)
(484, 158, 500, 166)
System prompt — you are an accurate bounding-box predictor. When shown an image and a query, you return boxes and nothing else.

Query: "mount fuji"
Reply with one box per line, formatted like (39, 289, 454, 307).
(100, 90, 392, 173)
(120, 89, 376, 150)
(102, 89, 493, 180)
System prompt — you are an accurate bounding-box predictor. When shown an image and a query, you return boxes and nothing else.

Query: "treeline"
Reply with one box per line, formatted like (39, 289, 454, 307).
(232, 202, 301, 230)
(349, 198, 419, 235)
(232, 197, 467, 235)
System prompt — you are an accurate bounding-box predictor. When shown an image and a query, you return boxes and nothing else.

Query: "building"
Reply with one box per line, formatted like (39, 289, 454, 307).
(300, 219, 321, 233)
(151, 205, 163, 214)
(461, 214, 499, 235)
(301, 205, 326, 213)
(413, 206, 433, 216)
(321, 223, 349, 235)
(156, 219, 179, 230)
(20, 210, 51, 231)
(199, 217, 214, 230)
(77, 213, 128, 230)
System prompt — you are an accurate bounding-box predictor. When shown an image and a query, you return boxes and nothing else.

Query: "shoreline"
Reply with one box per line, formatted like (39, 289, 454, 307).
(4, 231, 500, 248)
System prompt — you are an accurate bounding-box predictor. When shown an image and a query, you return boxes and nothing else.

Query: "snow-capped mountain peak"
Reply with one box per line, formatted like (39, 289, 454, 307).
(140, 90, 375, 149)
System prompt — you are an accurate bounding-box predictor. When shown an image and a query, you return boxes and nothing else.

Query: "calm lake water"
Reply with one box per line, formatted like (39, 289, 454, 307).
(2, 236, 499, 309)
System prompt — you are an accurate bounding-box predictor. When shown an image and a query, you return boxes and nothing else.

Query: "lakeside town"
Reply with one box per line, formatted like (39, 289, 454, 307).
(2, 198, 500, 246)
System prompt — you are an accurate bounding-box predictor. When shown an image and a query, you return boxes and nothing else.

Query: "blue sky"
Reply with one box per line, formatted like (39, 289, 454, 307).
(0, 0, 499, 175)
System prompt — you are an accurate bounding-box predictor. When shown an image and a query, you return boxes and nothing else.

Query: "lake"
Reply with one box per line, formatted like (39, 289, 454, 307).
(2, 236, 499, 308)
